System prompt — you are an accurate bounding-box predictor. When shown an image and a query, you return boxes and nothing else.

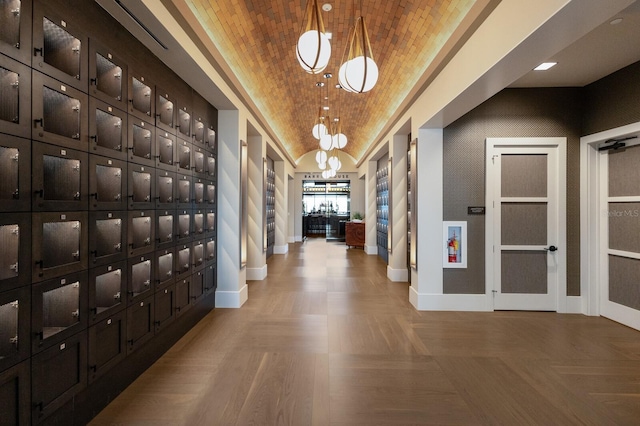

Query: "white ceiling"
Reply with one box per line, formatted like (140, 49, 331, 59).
(511, 1, 640, 87)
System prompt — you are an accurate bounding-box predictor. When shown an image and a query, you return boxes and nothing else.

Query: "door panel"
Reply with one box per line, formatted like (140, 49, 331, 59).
(599, 141, 640, 329)
(487, 138, 566, 311)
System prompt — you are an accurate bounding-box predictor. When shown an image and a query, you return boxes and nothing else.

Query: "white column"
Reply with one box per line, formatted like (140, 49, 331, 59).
(409, 128, 443, 309)
(287, 173, 296, 243)
(387, 134, 408, 282)
(216, 110, 248, 307)
(365, 160, 378, 255)
(246, 135, 267, 280)
(274, 160, 289, 254)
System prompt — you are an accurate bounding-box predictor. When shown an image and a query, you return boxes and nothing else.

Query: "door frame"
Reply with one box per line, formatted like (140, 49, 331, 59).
(580, 121, 640, 328)
(485, 137, 567, 312)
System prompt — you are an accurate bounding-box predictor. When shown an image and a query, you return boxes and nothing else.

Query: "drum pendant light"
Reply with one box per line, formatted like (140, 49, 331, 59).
(296, 0, 331, 74)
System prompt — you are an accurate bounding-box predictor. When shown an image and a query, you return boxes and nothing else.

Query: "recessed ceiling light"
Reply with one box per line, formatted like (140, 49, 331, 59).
(610, 17, 623, 25)
(322, 3, 332, 12)
(534, 62, 557, 71)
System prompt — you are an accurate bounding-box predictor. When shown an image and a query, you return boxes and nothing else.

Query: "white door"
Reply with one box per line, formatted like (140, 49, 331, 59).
(599, 137, 640, 330)
(486, 138, 566, 311)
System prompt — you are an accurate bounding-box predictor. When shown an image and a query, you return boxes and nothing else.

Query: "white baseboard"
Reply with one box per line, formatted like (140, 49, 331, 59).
(409, 287, 492, 311)
(274, 244, 288, 254)
(294, 235, 303, 242)
(387, 266, 408, 282)
(215, 284, 248, 308)
(565, 296, 584, 314)
(288, 236, 296, 243)
(365, 245, 378, 255)
(246, 265, 267, 281)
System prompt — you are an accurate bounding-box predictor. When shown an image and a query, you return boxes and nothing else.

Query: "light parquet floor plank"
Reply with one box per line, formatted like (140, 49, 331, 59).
(90, 239, 640, 425)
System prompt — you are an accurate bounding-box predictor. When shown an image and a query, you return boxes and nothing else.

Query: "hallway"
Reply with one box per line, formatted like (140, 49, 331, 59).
(90, 239, 640, 425)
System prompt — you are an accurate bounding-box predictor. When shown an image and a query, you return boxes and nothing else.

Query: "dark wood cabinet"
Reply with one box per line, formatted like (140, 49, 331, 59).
(0, 359, 31, 426)
(1, 0, 218, 423)
(345, 222, 365, 248)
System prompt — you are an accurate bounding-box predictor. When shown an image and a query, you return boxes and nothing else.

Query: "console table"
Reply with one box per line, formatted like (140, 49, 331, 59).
(345, 222, 365, 248)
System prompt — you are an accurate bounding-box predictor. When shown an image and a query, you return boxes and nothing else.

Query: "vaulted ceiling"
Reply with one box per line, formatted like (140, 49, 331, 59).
(175, 0, 488, 162)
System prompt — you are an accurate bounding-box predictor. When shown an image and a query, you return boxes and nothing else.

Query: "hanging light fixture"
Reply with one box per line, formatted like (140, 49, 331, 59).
(315, 150, 327, 165)
(312, 82, 327, 139)
(338, 1, 378, 93)
(330, 83, 348, 149)
(318, 74, 334, 151)
(296, 0, 331, 74)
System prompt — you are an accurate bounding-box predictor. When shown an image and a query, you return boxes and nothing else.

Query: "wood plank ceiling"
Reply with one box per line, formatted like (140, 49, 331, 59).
(181, 0, 479, 162)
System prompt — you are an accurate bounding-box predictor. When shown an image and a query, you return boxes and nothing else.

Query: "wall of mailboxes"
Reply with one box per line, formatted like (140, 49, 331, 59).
(0, 0, 218, 424)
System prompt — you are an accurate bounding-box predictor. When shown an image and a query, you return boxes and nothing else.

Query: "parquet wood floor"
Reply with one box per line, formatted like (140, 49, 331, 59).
(90, 239, 640, 425)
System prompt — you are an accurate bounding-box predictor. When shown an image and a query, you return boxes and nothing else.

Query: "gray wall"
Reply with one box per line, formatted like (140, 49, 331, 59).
(583, 61, 640, 136)
(442, 88, 583, 295)
(442, 59, 640, 297)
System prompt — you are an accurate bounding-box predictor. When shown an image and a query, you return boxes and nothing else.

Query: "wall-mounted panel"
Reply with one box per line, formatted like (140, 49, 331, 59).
(155, 169, 176, 209)
(88, 261, 126, 325)
(174, 243, 191, 281)
(0, 134, 31, 212)
(175, 277, 191, 318)
(89, 97, 127, 160)
(205, 208, 215, 237)
(156, 130, 176, 172)
(127, 119, 155, 167)
(176, 209, 192, 244)
(154, 247, 175, 289)
(89, 40, 127, 111)
(192, 239, 205, 272)
(205, 236, 216, 265)
(154, 283, 175, 332)
(127, 70, 154, 124)
(126, 254, 154, 305)
(0, 54, 31, 138)
(192, 209, 205, 239)
(204, 263, 216, 295)
(31, 270, 88, 353)
(176, 102, 192, 139)
(89, 154, 126, 211)
(32, 2, 88, 91)
(89, 210, 126, 267)
(176, 174, 192, 209)
(176, 138, 192, 174)
(127, 163, 155, 210)
(0, 286, 30, 373)
(127, 210, 155, 257)
(190, 270, 204, 305)
(126, 295, 153, 354)
(0, 0, 33, 65)
(0, 359, 31, 426)
(32, 71, 88, 150)
(32, 142, 88, 211)
(88, 308, 126, 384)
(0, 213, 31, 289)
(31, 330, 87, 423)
(156, 210, 175, 250)
(155, 86, 175, 135)
(32, 211, 88, 282)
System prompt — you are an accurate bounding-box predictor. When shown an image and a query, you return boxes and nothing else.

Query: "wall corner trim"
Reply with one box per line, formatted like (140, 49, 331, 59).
(409, 287, 492, 311)
(387, 266, 409, 282)
(215, 284, 249, 308)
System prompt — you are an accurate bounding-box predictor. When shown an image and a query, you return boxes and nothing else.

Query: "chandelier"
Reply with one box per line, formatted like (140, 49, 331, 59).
(296, 0, 331, 74)
(315, 75, 345, 175)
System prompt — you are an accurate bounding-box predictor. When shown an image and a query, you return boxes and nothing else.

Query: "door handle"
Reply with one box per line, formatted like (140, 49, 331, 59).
(545, 245, 558, 252)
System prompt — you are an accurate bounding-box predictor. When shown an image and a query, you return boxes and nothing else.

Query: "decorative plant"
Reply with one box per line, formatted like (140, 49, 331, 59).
(352, 212, 363, 221)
